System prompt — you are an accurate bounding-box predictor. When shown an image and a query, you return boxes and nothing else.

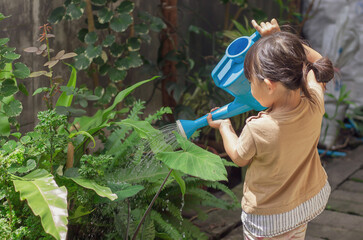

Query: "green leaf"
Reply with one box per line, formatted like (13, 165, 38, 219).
(66, 3, 83, 20)
(2, 140, 16, 153)
(74, 77, 158, 132)
(116, 0, 134, 14)
(91, 0, 107, 6)
(56, 63, 77, 107)
(77, 28, 88, 42)
(74, 53, 91, 70)
(0, 113, 10, 136)
(118, 119, 160, 139)
(150, 16, 166, 32)
(3, 99, 22, 117)
(33, 87, 48, 96)
(68, 177, 117, 200)
(48, 7, 66, 24)
(68, 130, 96, 148)
(109, 42, 124, 57)
(134, 23, 149, 35)
(171, 170, 186, 195)
(13, 62, 30, 79)
(69, 206, 94, 220)
(116, 184, 144, 201)
(102, 35, 115, 47)
(110, 14, 133, 32)
(0, 13, 10, 21)
(102, 77, 158, 121)
(8, 159, 36, 174)
(84, 32, 98, 45)
(108, 67, 127, 82)
(0, 38, 9, 45)
(0, 79, 18, 96)
(12, 169, 68, 240)
(127, 37, 141, 51)
(156, 133, 228, 181)
(128, 52, 143, 68)
(85, 45, 102, 59)
(3, 52, 20, 60)
(11, 132, 21, 139)
(18, 83, 29, 96)
(98, 7, 113, 24)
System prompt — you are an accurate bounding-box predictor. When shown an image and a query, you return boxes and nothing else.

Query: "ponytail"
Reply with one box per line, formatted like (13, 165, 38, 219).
(307, 57, 334, 83)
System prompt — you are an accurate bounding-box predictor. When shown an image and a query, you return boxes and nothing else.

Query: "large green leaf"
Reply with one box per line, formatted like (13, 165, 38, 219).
(56, 63, 77, 107)
(12, 169, 68, 240)
(156, 133, 228, 181)
(118, 119, 160, 139)
(68, 177, 117, 200)
(116, 183, 144, 201)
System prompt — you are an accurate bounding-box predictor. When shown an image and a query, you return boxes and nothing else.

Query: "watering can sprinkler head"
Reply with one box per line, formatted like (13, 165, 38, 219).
(177, 31, 266, 139)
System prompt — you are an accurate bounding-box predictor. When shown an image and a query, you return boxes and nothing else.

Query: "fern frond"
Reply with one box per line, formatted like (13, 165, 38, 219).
(186, 188, 232, 210)
(128, 100, 146, 120)
(145, 107, 172, 123)
(202, 181, 238, 204)
(151, 210, 181, 240)
(180, 219, 208, 240)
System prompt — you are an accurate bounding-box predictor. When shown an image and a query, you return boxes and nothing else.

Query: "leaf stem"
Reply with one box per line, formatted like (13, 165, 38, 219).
(132, 169, 173, 240)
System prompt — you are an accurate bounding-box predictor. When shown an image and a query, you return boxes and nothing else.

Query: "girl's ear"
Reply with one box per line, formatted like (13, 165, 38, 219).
(263, 78, 277, 93)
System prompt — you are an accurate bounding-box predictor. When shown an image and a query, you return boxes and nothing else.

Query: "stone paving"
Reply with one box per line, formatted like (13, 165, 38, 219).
(194, 145, 363, 240)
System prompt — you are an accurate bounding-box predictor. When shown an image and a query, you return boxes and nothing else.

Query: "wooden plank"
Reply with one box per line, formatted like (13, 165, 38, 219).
(325, 158, 363, 190)
(327, 189, 363, 215)
(307, 224, 363, 240)
(194, 209, 241, 239)
(339, 180, 363, 193)
(350, 169, 363, 181)
(220, 225, 243, 240)
(309, 210, 363, 230)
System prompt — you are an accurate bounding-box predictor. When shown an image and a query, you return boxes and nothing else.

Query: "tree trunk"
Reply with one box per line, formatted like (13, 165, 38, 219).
(160, 0, 178, 121)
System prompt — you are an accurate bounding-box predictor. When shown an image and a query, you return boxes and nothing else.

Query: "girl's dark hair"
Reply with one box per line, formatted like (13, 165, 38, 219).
(244, 31, 334, 101)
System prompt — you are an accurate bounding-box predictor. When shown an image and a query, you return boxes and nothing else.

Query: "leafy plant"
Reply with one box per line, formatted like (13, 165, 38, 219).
(24, 23, 77, 110)
(0, 13, 30, 137)
(48, 0, 166, 106)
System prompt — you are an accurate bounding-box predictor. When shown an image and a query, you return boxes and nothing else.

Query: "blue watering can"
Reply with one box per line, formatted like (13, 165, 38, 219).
(176, 31, 266, 139)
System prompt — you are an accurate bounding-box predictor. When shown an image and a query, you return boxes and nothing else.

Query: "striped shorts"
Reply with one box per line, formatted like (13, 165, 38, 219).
(241, 181, 331, 237)
(243, 223, 307, 240)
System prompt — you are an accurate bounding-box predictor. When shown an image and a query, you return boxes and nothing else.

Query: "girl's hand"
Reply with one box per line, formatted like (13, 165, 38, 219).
(207, 107, 232, 130)
(252, 18, 280, 37)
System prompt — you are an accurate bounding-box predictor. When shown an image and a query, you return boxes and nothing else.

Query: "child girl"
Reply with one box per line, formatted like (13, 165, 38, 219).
(207, 19, 334, 239)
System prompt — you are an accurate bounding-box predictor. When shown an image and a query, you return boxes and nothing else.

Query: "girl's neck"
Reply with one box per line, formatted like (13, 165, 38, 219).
(269, 88, 301, 113)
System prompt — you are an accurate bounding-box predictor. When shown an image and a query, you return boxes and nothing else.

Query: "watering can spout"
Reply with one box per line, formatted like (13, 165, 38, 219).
(177, 31, 266, 139)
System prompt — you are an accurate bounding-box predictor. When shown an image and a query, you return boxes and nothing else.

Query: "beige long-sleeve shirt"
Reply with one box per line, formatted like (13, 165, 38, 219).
(237, 85, 328, 215)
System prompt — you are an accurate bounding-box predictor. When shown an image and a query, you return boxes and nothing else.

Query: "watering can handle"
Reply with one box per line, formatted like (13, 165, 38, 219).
(251, 31, 261, 43)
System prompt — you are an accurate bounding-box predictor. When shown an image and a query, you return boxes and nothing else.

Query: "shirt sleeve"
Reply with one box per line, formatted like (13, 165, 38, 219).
(308, 84, 325, 113)
(236, 123, 257, 161)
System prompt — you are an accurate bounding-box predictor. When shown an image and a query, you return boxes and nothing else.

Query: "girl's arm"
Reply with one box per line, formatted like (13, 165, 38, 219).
(252, 19, 326, 89)
(206, 112, 250, 167)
